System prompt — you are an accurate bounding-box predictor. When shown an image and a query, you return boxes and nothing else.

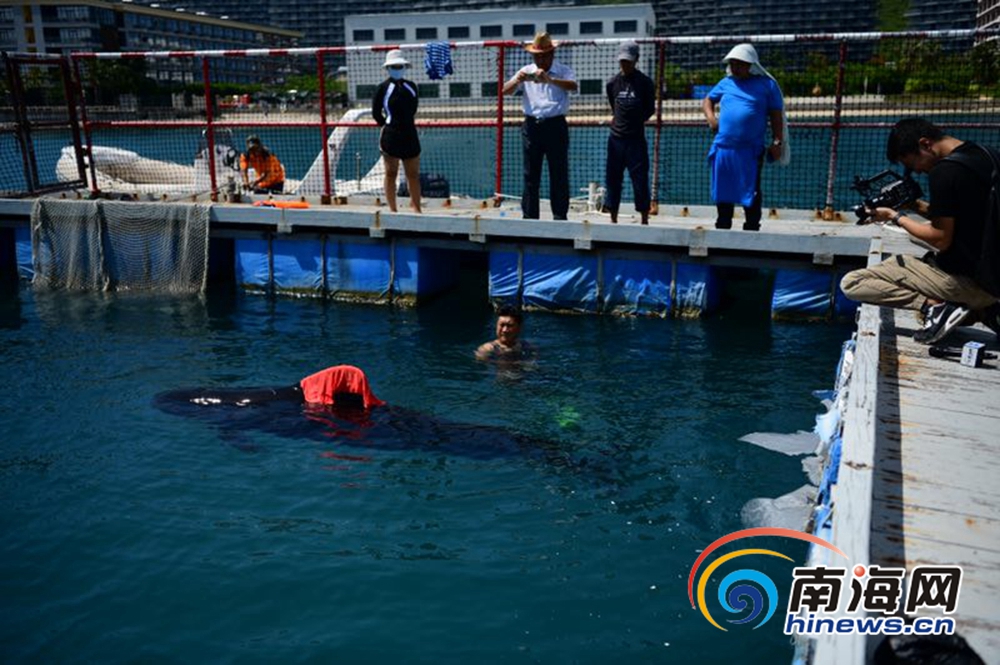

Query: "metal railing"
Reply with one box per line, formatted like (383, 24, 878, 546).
(2, 29, 998, 214)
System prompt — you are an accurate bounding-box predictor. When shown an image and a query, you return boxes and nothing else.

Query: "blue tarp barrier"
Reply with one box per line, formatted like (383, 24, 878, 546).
(234, 238, 270, 290)
(675, 263, 720, 315)
(490, 251, 720, 316)
(489, 251, 520, 301)
(772, 269, 833, 319)
(393, 245, 418, 295)
(326, 241, 390, 296)
(237, 238, 457, 300)
(603, 258, 671, 316)
(522, 252, 599, 312)
(272, 237, 324, 294)
(833, 273, 860, 320)
(15, 225, 33, 280)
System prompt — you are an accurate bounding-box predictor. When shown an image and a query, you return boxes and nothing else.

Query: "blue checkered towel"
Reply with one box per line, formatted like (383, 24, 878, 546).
(424, 41, 453, 80)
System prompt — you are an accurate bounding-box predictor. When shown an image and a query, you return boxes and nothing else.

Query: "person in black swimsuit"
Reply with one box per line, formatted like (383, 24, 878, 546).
(372, 49, 422, 213)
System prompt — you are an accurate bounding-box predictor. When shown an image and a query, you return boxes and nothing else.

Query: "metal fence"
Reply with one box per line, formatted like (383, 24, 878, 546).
(1, 51, 85, 197)
(3, 29, 999, 214)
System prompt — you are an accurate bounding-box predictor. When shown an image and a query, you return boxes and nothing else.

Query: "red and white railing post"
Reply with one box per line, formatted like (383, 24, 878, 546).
(494, 44, 506, 207)
(201, 57, 218, 202)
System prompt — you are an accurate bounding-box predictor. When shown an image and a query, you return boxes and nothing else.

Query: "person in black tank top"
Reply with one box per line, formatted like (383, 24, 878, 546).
(372, 49, 422, 213)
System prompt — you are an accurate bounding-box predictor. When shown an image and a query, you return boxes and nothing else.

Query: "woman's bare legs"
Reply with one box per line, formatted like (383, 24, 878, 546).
(402, 156, 421, 213)
(383, 155, 400, 212)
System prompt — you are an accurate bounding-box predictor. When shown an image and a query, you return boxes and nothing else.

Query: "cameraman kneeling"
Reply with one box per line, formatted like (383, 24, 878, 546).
(841, 117, 1000, 344)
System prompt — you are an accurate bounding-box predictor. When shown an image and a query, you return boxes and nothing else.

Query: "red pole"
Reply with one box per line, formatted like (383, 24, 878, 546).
(317, 51, 332, 204)
(60, 58, 86, 186)
(202, 57, 218, 202)
(651, 41, 666, 215)
(72, 57, 99, 195)
(824, 41, 848, 220)
(494, 44, 505, 206)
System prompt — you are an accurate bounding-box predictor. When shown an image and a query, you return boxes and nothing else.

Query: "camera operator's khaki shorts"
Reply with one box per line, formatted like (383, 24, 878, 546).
(841, 254, 997, 312)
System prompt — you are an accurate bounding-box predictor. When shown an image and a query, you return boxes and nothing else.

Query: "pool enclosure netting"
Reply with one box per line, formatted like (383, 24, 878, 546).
(30, 199, 210, 293)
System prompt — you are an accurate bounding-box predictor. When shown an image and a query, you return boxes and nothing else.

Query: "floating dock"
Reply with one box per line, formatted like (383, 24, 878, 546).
(1, 198, 891, 319)
(804, 238, 1000, 664)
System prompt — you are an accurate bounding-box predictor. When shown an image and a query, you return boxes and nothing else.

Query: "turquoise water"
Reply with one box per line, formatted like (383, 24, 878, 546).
(0, 282, 852, 662)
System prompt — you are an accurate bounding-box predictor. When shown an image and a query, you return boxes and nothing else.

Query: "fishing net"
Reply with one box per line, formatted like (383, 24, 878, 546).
(30, 199, 210, 293)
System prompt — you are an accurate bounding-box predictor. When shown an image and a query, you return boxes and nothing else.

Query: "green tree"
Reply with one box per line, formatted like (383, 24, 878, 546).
(878, 0, 909, 32)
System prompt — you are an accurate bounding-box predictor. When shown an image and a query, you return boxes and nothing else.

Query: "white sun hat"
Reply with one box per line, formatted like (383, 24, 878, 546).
(383, 50, 409, 68)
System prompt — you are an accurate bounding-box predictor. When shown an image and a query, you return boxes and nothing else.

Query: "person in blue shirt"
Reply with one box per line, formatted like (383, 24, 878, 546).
(701, 43, 788, 231)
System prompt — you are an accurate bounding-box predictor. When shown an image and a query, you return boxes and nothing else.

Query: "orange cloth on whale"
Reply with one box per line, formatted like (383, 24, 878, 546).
(299, 365, 385, 409)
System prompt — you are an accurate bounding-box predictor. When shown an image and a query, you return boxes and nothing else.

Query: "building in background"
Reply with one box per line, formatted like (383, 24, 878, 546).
(3, 0, 986, 58)
(0, 0, 299, 83)
(32, 0, 935, 53)
(655, 0, 877, 37)
(344, 4, 655, 103)
(906, 0, 977, 32)
(979, 0, 1000, 41)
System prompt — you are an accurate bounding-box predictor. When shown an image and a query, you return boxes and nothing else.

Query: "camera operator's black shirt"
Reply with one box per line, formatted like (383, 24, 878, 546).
(929, 141, 993, 278)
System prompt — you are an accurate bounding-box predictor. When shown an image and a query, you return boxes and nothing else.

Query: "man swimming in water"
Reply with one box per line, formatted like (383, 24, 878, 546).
(476, 305, 535, 361)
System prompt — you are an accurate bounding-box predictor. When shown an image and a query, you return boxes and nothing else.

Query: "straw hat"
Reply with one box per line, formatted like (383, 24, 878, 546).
(525, 32, 556, 54)
(383, 49, 409, 68)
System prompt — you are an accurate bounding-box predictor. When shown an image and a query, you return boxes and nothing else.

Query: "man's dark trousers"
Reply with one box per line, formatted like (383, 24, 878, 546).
(522, 116, 569, 220)
(605, 133, 650, 214)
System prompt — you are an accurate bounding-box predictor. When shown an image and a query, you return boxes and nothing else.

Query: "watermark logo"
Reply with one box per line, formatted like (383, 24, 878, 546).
(688, 527, 846, 631)
(688, 528, 963, 636)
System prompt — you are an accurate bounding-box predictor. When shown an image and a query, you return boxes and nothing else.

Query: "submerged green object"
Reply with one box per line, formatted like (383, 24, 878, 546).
(556, 405, 581, 429)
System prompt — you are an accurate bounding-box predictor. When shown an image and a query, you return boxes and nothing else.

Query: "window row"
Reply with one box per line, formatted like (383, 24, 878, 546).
(353, 19, 644, 43)
(121, 34, 273, 54)
(121, 14, 260, 42)
(43, 27, 96, 43)
(356, 79, 608, 99)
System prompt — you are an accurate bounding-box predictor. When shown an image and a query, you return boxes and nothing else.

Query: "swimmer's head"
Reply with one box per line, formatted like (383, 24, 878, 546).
(496, 304, 523, 346)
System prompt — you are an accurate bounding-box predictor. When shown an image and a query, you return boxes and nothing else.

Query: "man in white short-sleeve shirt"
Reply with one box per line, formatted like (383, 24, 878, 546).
(502, 32, 578, 220)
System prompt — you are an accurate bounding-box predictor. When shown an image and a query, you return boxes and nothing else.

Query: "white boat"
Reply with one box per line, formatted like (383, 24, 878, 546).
(297, 108, 384, 197)
(56, 108, 384, 198)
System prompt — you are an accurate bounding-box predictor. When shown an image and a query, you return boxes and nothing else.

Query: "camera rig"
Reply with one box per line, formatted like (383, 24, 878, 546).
(851, 170, 923, 224)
